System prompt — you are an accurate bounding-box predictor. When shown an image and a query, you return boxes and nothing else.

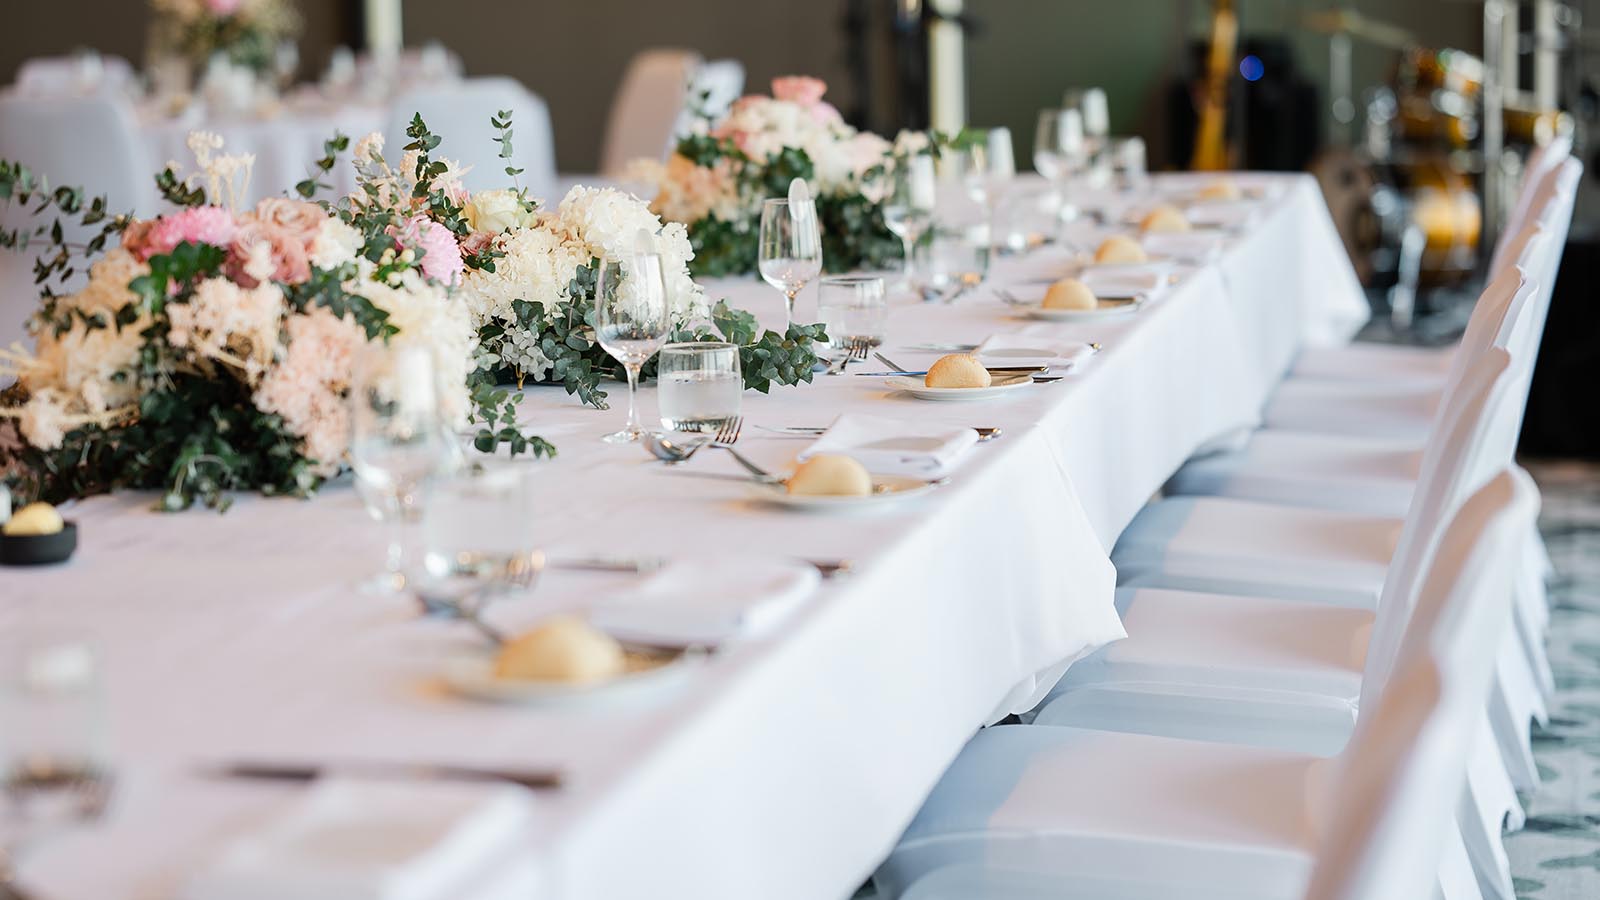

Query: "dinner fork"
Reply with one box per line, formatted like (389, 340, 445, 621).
(825, 337, 870, 375)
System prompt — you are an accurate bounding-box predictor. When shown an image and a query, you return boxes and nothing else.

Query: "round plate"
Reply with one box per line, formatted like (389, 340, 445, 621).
(747, 474, 942, 511)
(0, 522, 77, 566)
(883, 374, 1034, 401)
(442, 644, 700, 705)
(1020, 301, 1143, 322)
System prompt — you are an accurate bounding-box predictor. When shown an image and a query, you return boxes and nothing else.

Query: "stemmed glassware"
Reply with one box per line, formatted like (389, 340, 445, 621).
(882, 155, 936, 290)
(1063, 87, 1111, 183)
(349, 344, 453, 593)
(1034, 108, 1087, 230)
(1, 629, 111, 897)
(595, 253, 671, 444)
(758, 192, 823, 330)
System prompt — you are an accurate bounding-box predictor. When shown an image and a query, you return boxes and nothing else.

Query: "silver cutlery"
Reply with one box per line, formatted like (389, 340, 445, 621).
(825, 336, 871, 375)
(212, 761, 565, 791)
(901, 343, 978, 353)
(874, 351, 911, 373)
(857, 366, 1049, 377)
(757, 425, 1004, 442)
(1, 764, 112, 900)
(644, 421, 783, 485)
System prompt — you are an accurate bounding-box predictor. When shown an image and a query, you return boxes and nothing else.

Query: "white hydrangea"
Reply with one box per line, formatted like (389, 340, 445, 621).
(346, 270, 475, 426)
(308, 217, 363, 270)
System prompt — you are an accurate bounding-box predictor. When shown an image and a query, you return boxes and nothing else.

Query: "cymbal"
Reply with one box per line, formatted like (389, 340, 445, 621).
(1301, 9, 1415, 51)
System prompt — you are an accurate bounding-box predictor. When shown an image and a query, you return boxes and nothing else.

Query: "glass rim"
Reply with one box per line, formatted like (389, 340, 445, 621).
(818, 274, 887, 289)
(661, 340, 738, 353)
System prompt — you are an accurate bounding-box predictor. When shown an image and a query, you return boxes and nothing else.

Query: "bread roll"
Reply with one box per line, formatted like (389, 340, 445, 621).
(787, 454, 873, 496)
(924, 354, 992, 389)
(1042, 278, 1098, 310)
(3, 502, 63, 537)
(1094, 235, 1148, 265)
(493, 615, 626, 683)
(1139, 205, 1191, 233)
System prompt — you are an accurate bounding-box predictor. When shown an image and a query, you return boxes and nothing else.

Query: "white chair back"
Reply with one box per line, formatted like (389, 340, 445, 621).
(387, 77, 558, 202)
(1517, 158, 1583, 354)
(598, 49, 702, 176)
(15, 53, 136, 98)
(677, 59, 745, 136)
(1309, 468, 1537, 900)
(0, 92, 152, 355)
(1492, 133, 1572, 272)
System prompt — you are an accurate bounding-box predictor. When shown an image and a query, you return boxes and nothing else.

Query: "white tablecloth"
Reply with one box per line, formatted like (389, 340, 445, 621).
(5, 174, 1366, 899)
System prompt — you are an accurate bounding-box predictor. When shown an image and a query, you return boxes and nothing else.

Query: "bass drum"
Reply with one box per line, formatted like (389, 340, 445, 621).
(1310, 148, 1480, 288)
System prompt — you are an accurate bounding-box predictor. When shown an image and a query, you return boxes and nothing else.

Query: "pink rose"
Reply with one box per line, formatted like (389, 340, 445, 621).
(250, 198, 326, 250)
(207, 0, 243, 15)
(771, 76, 828, 107)
(228, 222, 311, 288)
(459, 231, 496, 260)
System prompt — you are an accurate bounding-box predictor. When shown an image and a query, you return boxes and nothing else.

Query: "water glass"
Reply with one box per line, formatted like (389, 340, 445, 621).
(882, 155, 935, 290)
(757, 197, 823, 330)
(0, 629, 108, 867)
(349, 343, 452, 593)
(817, 276, 888, 349)
(920, 229, 991, 292)
(1110, 137, 1148, 191)
(595, 253, 671, 444)
(420, 463, 539, 605)
(657, 342, 742, 433)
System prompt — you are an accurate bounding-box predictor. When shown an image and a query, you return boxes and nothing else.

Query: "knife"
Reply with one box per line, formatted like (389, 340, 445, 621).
(212, 761, 565, 791)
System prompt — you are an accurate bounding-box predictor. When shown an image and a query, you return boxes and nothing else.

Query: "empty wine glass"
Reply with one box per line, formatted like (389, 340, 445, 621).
(882, 155, 936, 290)
(758, 197, 823, 331)
(349, 344, 452, 593)
(1034, 108, 1088, 234)
(595, 253, 671, 444)
(0, 629, 110, 896)
(1064, 87, 1111, 184)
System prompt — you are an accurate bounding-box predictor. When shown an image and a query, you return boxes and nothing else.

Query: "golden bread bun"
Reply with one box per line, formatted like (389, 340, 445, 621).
(787, 454, 873, 496)
(1094, 235, 1148, 264)
(1139, 205, 1191, 233)
(493, 615, 626, 683)
(1198, 179, 1242, 201)
(1042, 278, 1098, 310)
(924, 354, 993, 389)
(4, 502, 64, 537)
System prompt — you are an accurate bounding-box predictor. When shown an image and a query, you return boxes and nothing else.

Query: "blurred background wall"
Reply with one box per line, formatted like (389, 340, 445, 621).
(3, 0, 1485, 173)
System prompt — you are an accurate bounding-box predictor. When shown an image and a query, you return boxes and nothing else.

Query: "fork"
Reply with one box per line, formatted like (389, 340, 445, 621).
(994, 288, 1030, 307)
(825, 337, 871, 375)
(706, 416, 783, 483)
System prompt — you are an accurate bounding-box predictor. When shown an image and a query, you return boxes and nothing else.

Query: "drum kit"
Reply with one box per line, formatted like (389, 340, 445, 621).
(1299, 5, 1573, 324)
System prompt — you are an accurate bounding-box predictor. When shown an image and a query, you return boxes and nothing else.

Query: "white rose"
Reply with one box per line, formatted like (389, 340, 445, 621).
(309, 218, 363, 270)
(465, 189, 536, 235)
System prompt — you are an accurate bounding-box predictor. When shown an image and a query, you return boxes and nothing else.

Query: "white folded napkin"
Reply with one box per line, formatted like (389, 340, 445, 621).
(182, 778, 540, 900)
(1140, 231, 1225, 263)
(1078, 265, 1169, 299)
(590, 557, 820, 646)
(1186, 200, 1262, 231)
(798, 414, 980, 478)
(978, 331, 1098, 370)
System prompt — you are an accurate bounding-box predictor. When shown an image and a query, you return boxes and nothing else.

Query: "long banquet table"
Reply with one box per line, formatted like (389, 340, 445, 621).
(5, 174, 1367, 899)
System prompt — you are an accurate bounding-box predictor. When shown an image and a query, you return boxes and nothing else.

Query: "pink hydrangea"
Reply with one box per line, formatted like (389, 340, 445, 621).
(390, 215, 464, 286)
(130, 206, 240, 261)
(254, 306, 366, 474)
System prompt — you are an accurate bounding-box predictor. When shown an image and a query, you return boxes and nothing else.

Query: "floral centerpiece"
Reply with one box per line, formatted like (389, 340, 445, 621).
(378, 112, 829, 409)
(635, 76, 901, 278)
(0, 130, 548, 512)
(148, 0, 302, 77)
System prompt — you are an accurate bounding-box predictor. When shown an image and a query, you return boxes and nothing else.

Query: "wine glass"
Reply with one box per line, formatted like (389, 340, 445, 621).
(595, 253, 671, 444)
(1064, 87, 1111, 183)
(1034, 108, 1088, 234)
(0, 628, 110, 896)
(882, 155, 936, 290)
(349, 344, 452, 593)
(758, 198, 822, 330)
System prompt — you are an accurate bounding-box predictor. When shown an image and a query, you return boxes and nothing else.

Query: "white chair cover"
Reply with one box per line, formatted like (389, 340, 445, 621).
(387, 77, 558, 201)
(879, 471, 1534, 900)
(598, 49, 702, 176)
(1492, 132, 1573, 273)
(1310, 470, 1536, 900)
(0, 92, 152, 356)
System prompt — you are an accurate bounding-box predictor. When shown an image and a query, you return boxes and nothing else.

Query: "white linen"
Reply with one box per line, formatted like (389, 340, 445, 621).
(1140, 230, 1226, 263)
(181, 778, 541, 900)
(797, 414, 980, 478)
(589, 557, 820, 646)
(10, 173, 1364, 900)
(977, 329, 1098, 369)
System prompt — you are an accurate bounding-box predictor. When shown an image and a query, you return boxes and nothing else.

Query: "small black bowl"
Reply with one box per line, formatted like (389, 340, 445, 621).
(0, 522, 77, 566)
